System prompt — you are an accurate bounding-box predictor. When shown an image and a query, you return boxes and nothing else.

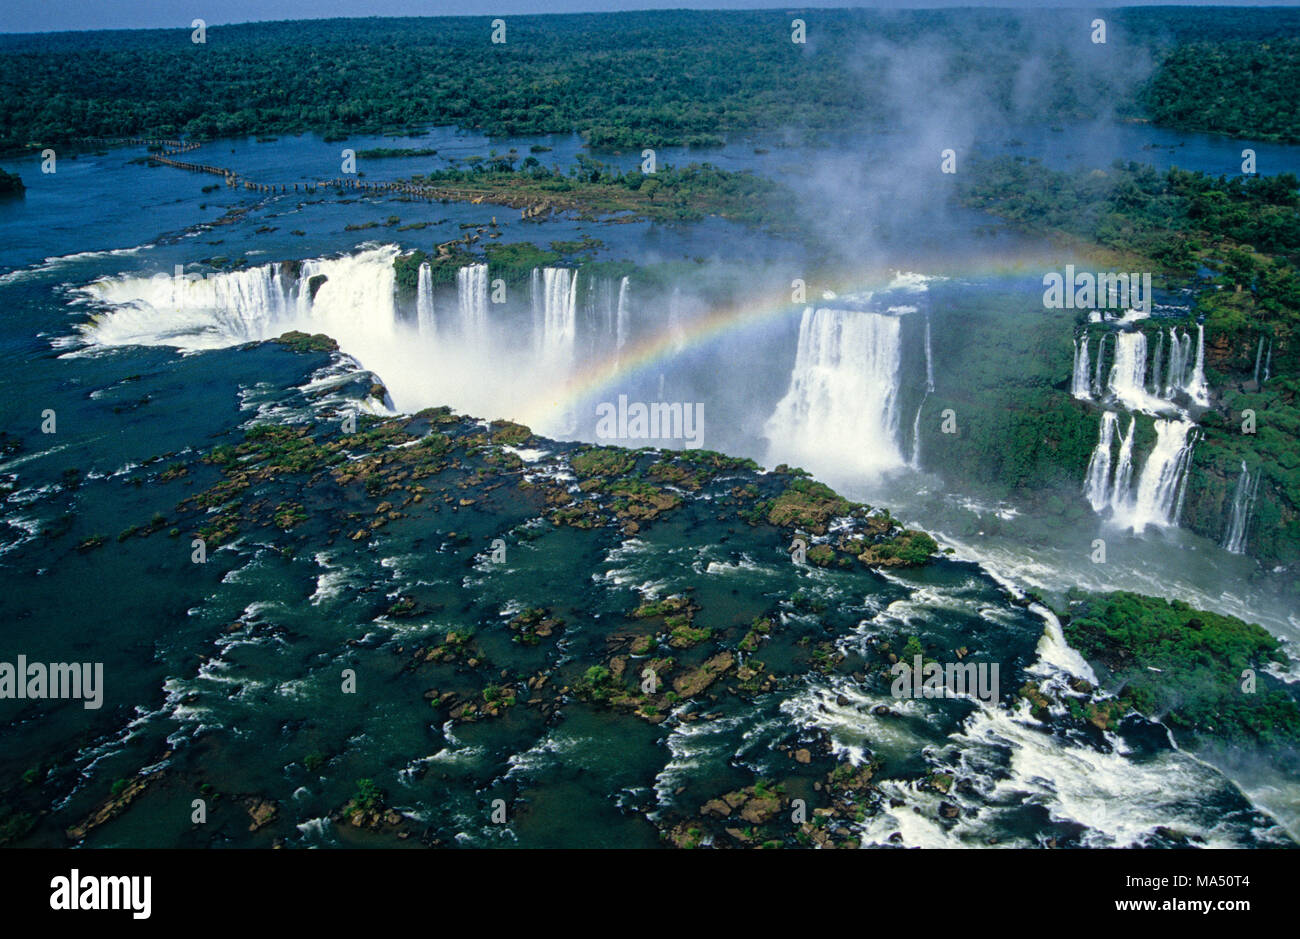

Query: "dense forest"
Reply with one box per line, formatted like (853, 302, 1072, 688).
(1144, 40, 1300, 143)
(3, 8, 1300, 154)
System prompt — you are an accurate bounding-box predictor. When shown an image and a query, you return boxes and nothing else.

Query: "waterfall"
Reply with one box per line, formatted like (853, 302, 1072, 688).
(1164, 328, 1191, 398)
(923, 314, 935, 393)
(765, 307, 905, 476)
(206, 265, 291, 339)
(534, 267, 578, 365)
(1255, 336, 1274, 385)
(1107, 331, 1149, 410)
(530, 268, 541, 339)
(912, 315, 934, 467)
(668, 287, 687, 353)
(1084, 411, 1117, 512)
(79, 245, 406, 354)
(1150, 329, 1163, 396)
(1071, 334, 1091, 400)
(295, 249, 398, 328)
(416, 263, 435, 338)
(616, 275, 630, 356)
(1083, 413, 1197, 532)
(1222, 462, 1261, 555)
(1109, 415, 1137, 513)
(81, 262, 292, 348)
(1184, 323, 1208, 404)
(1092, 332, 1107, 398)
(909, 402, 924, 469)
(457, 263, 488, 343)
(1118, 419, 1197, 533)
(582, 276, 612, 356)
(77, 245, 596, 424)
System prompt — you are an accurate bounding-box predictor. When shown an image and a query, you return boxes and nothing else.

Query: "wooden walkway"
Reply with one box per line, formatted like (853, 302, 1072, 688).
(83, 136, 550, 218)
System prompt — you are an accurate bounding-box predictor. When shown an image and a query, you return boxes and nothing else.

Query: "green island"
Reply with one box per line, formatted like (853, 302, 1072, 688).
(1058, 591, 1300, 746)
(401, 155, 785, 227)
(354, 147, 439, 158)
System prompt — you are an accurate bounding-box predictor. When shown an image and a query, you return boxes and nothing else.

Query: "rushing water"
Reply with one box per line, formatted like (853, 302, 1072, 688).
(2, 123, 1298, 848)
(1222, 462, 1262, 557)
(764, 306, 906, 477)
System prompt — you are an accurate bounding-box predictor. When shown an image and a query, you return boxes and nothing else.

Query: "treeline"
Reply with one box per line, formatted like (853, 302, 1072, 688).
(3, 8, 1300, 154)
(1143, 40, 1300, 143)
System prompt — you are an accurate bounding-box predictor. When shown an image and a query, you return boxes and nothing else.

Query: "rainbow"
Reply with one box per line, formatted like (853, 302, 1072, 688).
(515, 249, 1057, 430)
(517, 281, 803, 428)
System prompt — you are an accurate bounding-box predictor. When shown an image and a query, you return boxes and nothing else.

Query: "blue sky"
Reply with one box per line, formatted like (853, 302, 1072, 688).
(3, 1, 1296, 35)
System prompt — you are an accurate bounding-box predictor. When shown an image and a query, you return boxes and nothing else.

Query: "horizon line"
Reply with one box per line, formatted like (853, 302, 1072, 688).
(3, 3, 1293, 38)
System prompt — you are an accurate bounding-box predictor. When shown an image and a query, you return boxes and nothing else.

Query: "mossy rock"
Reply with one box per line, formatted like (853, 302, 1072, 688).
(274, 330, 338, 353)
(765, 478, 856, 534)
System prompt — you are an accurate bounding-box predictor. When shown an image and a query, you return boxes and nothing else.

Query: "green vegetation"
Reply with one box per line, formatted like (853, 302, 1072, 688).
(961, 159, 1294, 379)
(273, 330, 339, 353)
(855, 530, 939, 567)
(7, 8, 1298, 154)
(303, 752, 327, 772)
(0, 168, 23, 195)
(761, 478, 857, 534)
(668, 619, 711, 648)
(407, 155, 785, 227)
(1181, 376, 1300, 567)
(923, 309, 1101, 497)
(633, 595, 691, 619)
(961, 158, 1300, 347)
(1063, 591, 1300, 745)
(272, 501, 308, 530)
(955, 159, 1300, 561)
(391, 250, 425, 293)
(1144, 40, 1300, 142)
(572, 447, 636, 479)
(573, 665, 625, 704)
(355, 147, 438, 158)
(482, 241, 560, 282)
(0, 807, 35, 845)
(900, 636, 925, 662)
(345, 778, 384, 814)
